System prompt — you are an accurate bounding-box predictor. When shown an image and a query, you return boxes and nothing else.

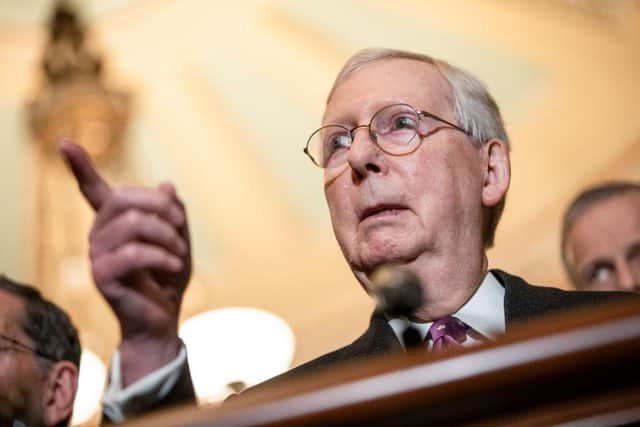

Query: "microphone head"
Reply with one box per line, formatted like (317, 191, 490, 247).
(369, 266, 423, 317)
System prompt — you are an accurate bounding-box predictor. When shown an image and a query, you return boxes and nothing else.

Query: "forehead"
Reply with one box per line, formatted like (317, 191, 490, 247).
(324, 58, 453, 124)
(568, 191, 640, 260)
(0, 289, 26, 335)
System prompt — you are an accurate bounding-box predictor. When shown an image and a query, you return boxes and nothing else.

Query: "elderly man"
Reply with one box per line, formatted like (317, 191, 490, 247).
(60, 48, 627, 422)
(0, 275, 80, 427)
(561, 181, 640, 292)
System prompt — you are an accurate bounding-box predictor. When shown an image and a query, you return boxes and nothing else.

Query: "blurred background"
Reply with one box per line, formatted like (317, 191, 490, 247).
(1, 0, 639, 424)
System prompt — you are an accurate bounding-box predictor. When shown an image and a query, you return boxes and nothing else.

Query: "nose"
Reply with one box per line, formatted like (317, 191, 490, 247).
(346, 126, 383, 179)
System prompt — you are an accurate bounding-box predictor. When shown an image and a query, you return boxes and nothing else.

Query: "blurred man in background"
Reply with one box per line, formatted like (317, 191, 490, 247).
(562, 181, 640, 292)
(0, 275, 80, 427)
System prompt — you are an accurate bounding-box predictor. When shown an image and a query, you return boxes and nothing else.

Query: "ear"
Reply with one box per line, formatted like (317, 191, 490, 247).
(42, 361, 79, 427)
(481, 138, 510, 208)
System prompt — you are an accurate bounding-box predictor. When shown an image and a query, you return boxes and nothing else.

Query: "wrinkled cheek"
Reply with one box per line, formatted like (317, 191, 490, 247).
(325, 204, 355, 260)
(334, 222, 358, 263)
(433, 154, 479, 222)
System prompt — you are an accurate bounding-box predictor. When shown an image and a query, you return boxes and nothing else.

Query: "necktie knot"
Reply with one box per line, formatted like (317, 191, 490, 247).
(427, 316, 469, 351)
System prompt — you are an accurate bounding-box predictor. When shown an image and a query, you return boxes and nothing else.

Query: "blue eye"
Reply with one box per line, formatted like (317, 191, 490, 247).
(374, 111, 419, 135)
(393, 115, 417, 130)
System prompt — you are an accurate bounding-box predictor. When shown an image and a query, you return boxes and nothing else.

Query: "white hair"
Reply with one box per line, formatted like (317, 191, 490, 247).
(327, 48, 510, 149)
(326, 48, 510, 247)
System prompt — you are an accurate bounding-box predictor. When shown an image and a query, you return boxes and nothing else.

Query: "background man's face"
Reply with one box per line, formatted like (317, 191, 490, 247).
(0, 290, 48, 426)
(566, 191, 640, 291)
(323, 58, 486, 278)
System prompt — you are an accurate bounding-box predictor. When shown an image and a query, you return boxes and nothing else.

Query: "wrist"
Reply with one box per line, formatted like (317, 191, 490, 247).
(118, 333, 181, 388)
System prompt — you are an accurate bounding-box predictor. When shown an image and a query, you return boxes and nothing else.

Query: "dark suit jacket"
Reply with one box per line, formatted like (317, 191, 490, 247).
(254, 269, 630, 388)
(109, 269, 630, 420)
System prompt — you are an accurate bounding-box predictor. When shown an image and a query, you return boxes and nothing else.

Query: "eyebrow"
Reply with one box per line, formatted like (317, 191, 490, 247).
(323, 98, 413, 126)
(322, 113, 358, 127)
(0, 332, 34, 351)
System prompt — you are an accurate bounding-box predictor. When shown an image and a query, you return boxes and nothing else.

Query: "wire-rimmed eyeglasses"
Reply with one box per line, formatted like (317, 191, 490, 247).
(0, 332, 59, 362)
(304, 103, 469, 169)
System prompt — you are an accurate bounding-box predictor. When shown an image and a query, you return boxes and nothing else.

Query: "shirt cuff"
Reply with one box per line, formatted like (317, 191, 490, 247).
(102, 344, 187, 423)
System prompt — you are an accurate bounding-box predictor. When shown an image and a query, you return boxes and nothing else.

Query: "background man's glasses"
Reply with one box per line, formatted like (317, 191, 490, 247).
(0, 333, 58, 362)
(304, 103, 469, 169)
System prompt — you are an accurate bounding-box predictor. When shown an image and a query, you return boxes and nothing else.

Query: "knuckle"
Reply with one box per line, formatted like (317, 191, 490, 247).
(112, 186, 128, 204)
(88, 228, 103, 257)
(92, 262, 108, 285)
(121, 243, 140, 262)
(125, 209, 142, 227)
(89, 244, 100, 259)
(169, 228, 180, 244)
(88, 226, 99, 243)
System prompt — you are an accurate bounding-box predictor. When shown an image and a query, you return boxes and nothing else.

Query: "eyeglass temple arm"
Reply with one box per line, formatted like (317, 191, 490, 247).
(1, 333, 59, 362)
(419, 111, 469, 135)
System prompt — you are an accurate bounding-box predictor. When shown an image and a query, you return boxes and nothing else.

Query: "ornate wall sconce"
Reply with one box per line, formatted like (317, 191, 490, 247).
(27, 1, 130, 161)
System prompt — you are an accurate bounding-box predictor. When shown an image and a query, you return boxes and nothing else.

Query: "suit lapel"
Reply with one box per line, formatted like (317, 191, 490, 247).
(492, 269, 628, 331)
(344, 311, 403, 357)
(492, 269, 548, 330)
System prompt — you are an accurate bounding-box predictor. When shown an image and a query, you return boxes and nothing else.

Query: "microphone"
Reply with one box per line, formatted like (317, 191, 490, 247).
(369, 266, 424, 318)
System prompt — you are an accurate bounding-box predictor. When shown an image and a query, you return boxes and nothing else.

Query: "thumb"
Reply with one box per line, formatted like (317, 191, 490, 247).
(58, 140, 111, 211)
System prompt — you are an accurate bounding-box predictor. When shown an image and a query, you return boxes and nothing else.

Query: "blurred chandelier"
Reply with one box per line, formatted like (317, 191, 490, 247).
(27, 1, 130, 160)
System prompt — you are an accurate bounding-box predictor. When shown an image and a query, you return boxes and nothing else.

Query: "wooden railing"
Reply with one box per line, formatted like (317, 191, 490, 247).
(123, 298, 640, 426)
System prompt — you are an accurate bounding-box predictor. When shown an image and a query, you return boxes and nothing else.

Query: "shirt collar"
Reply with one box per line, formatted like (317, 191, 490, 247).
(387, 271, 506, 346)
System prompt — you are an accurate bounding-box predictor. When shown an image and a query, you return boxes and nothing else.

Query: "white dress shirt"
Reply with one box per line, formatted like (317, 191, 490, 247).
(387, 271, 506, 348)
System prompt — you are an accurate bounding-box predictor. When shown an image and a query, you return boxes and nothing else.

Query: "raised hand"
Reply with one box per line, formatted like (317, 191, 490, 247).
(59, 141, 191, 386)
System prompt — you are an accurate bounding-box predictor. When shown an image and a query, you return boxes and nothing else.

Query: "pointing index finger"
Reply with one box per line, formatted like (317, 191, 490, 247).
(59, 141, 112, 211)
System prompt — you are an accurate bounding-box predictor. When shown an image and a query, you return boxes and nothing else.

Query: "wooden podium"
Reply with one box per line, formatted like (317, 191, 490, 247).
(124, 299, 640, 426)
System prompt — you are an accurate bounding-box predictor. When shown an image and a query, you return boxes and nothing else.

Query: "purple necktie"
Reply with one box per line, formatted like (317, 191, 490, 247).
(427, 316, 470, 352)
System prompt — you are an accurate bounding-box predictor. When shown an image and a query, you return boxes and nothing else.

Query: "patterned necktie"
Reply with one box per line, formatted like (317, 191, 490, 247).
(427, 316, 470, 352)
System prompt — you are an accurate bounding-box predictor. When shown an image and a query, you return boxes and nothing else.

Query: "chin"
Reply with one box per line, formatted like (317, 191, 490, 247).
(351, 238, 419, 273)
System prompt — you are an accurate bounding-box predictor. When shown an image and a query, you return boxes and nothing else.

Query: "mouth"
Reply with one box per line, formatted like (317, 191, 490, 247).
(360, 204, 409, 222)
